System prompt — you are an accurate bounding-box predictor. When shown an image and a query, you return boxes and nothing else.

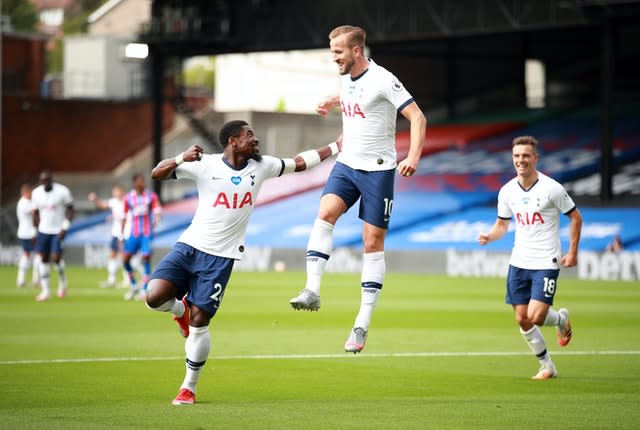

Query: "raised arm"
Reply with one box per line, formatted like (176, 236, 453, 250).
(396, 102, 427, 177)
(88, 192, 108, 210)
(316, 95, 341, 117)
(284, 134, 342, 173)
(151, 145, 204, 180)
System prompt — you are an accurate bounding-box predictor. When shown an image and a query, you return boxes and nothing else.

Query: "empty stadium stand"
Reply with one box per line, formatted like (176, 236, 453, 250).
(65, 106, 640, 252)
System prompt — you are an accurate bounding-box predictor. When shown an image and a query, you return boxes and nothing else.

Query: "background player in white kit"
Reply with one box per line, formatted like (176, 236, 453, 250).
(478, 136, 582, 380)
(16, 183, 41, 287)
(146, 120, 340, 405)
(88, 184, 128, 288)
(32, 170, 74, 301)
(289, 25, 427, 354)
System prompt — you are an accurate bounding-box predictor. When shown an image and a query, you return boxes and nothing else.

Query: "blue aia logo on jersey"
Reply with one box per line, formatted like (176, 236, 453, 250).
(231, 176, 242, 185)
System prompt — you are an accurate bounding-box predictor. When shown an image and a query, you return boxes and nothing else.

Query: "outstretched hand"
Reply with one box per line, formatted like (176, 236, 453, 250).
(316, 96, 340, 117)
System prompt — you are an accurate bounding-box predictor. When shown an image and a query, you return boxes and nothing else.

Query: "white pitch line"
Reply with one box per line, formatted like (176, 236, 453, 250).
(0, 356, 183, 365)
(1, 350, 639, 365)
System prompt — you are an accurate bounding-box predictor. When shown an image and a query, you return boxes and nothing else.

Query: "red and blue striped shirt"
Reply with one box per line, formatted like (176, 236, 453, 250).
(123, 190, 161, 238)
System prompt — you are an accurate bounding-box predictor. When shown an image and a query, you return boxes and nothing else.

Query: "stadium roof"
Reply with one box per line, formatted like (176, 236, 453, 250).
(87, 0, 125, 24)
(139, 0, 640, 56)
(140, 0, 640, 203)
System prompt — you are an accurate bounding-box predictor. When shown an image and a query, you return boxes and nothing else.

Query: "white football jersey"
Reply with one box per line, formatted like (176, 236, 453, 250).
(175, 154, 285, 259)
(108, 197, 126, 237)
(497, 172, 576, 270)
(31, 183, 73, 235)
(337, 59, 414, 171)
(16, 197, 36, 239)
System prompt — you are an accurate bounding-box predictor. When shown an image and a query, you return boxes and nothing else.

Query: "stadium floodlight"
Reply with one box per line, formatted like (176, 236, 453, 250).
(125, 43, 149, 59)
(525, 59, 546, 109)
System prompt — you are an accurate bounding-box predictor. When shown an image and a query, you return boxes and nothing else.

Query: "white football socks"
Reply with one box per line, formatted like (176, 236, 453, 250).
(543, 307, 563, 327)
(56, 259, 67, 290)
(353, 252, 385, 330)
(304, 218, 335, 295)
(181, 325, 210, 393)
(39, 262, 51, 296)
(107, 257, 118, 284)
(147, 297, 185, 315)
(521, 325, 554, 369)
(17, 254, 29, 286)
(32, 254, 41, 283)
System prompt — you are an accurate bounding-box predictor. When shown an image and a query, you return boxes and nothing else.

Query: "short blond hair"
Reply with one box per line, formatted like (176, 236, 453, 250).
(328, 25, 366, 49)
(512, 135, 538, 153)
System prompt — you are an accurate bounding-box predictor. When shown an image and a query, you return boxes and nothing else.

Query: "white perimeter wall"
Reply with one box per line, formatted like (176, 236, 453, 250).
(2, 245, 639, 282)
(64, 36, 107, 98)
(214, 49, 341, 114)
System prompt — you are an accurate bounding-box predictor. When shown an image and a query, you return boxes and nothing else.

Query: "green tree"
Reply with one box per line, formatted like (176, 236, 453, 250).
(48, 39, 64, 73)
(1, 0, 39, 32)
(182, 57, 216, 92)
(78, 0, 105, 11)
(47, 1, 109, 73)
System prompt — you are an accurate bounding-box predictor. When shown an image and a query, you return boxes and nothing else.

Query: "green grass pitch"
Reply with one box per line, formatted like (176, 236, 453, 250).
(0, 265, 638, 429)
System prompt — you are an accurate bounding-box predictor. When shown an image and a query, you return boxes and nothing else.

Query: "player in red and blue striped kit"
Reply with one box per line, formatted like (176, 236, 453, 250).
(121, 173, 162, 300)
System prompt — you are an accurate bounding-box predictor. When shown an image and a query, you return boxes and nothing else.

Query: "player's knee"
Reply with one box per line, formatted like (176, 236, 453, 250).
(529, 313, 546, 326)
(189, 307, 212, 328)
(514, 312, 532, 329)
(145, 280, 171, 308)
(317, 197, 345, 224)
(317, 210, 340, 225)
(363, 241, 384, 253)
(362, 234, 385, 253)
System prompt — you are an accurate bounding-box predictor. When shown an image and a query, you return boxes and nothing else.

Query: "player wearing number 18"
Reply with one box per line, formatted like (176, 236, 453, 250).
(146, 120, 341, 405)
(478, 136, 583, 380)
